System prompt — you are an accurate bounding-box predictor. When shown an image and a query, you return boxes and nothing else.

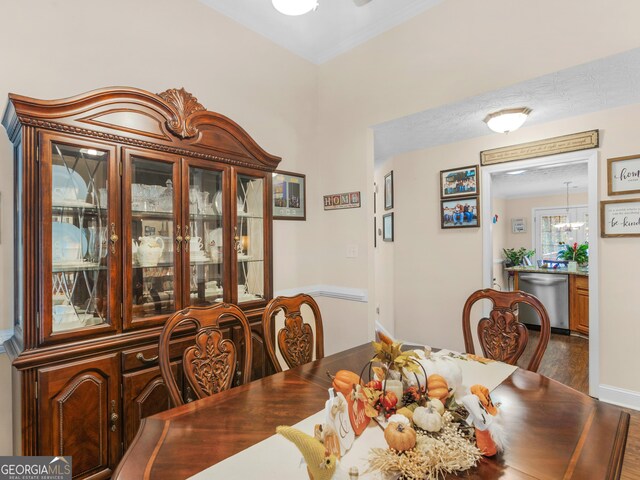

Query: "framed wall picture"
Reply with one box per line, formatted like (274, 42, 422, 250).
(273, 170, 306, 220)
(608, 155, 640, 196)
(384, 171, 393, 210)
(440, 197, 480, 229)
(440, 165, 479, 198)
(601, 198, 640, 237)
(511, 217, 526, 233)
(383, 212, 394, 241)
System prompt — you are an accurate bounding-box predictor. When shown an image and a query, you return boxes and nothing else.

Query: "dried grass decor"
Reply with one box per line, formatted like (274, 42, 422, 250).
(367, 412, 481, 480)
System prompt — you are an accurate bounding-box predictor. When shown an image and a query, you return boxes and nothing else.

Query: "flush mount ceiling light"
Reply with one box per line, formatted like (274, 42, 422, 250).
(483, 107, 532, 134)
(272, 0, 319, 16)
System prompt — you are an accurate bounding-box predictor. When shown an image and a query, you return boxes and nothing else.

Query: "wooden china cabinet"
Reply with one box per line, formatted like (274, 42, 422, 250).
(2, 87, 280, 478)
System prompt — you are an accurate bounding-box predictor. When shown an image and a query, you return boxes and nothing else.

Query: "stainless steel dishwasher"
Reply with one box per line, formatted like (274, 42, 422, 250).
(518, 272, 569, 332)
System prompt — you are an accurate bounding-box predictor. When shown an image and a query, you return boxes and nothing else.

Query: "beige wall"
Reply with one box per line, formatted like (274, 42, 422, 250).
(0, 0, 322, 455)
(314, 0, 640, 403)
(491, 198, 508, 290)
(390, 103, 640, 396)
(3, 0, 640, 457)
(374, 159, 395, 335)
(0, 0, 321, 335)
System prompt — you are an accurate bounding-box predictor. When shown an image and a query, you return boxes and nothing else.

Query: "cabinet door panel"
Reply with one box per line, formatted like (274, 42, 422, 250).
(40, 132, 120, 344)
(38, 353, 119, 479)
(232, 169, 271, 306)
(123, 148, 182, 330)
(122, 364, 181, 449)
(184, 161, 229, 307)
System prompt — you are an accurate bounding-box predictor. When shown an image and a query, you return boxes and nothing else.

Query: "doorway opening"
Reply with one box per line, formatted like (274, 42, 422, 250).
(481, 150, 599, 397)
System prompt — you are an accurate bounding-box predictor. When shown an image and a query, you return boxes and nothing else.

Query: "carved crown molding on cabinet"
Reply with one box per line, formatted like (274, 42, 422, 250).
(4, 86, 281, 171)
(157, 88, 206, 139)
(17, 116, 274, 172)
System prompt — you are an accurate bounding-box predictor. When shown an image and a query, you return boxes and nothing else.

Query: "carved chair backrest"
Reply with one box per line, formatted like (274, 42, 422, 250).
(159, 304, 253, 407)
(262, 294, 324, 372)
(462, 289, 551, 372)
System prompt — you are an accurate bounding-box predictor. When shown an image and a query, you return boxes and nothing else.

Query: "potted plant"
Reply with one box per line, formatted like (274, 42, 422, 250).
(503, 247, 535, 267)
(557, 242, 588, 271)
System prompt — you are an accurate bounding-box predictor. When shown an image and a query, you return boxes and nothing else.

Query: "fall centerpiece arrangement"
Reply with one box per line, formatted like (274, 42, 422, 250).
(278, 333, 507, 480)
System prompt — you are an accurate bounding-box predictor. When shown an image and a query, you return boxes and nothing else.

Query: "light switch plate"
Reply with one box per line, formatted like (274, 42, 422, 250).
(346, 244, 358, 258)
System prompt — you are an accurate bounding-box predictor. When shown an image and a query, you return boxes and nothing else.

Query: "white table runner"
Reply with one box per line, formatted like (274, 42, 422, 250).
(189, 355, 517, 480)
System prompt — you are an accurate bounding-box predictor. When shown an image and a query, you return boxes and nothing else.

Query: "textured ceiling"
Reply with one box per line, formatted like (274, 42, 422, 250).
(199, 0, 442, 64)
(492, 163, 588, 199)
(374, 48, 640, 164)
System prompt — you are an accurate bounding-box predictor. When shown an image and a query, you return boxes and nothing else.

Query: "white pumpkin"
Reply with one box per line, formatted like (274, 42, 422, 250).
(412, 405, 443, 433)
(387, 414, 411, 426)
(427, 398, 445, 415)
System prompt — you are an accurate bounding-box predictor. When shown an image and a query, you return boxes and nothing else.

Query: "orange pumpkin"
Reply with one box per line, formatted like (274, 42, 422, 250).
(470, 384, 498, 416)
(427, 374, 450, 401)
(384, 422, 417, 452)
(330, 370, 361, 397)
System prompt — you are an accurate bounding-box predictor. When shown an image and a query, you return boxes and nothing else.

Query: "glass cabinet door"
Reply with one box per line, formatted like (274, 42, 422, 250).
(43, 134, 118, 339)
(235, 173, 266, 304)
(186, 165, 225, 306)
(124, 150, 181, 328)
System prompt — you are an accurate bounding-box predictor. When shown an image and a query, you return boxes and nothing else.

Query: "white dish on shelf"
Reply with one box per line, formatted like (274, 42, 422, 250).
(52, 222, 88, 262)
(213, 191, 222, 215)
(52, 199, 96, 209)
(239, 293, 261, 302)
(52, 165, 88, 203)
(53, 260, 100, 269)
(237, 254, 252, 261)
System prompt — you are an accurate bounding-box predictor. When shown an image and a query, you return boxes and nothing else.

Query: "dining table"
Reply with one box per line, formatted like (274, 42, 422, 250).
(112, 343, 630, 480)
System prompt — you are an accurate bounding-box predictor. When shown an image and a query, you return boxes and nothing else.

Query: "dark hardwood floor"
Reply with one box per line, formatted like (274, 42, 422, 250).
(518, 331, 639, 479)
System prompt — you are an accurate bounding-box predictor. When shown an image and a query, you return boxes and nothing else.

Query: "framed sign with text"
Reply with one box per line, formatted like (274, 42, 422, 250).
(601, 198, 640, 237)
(323, 191, 361, 211)
(608, 155, 640, 196)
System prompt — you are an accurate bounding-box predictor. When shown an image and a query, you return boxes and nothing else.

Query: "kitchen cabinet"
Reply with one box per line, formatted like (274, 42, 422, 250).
(509, 267, 588, 335)
(570, 275, 589, 336)
(2, 86, 281, 475)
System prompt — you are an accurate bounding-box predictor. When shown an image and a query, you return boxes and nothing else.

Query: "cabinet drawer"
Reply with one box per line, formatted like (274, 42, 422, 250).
(122, 337, 194, 371)
(575, 275, 589, 290)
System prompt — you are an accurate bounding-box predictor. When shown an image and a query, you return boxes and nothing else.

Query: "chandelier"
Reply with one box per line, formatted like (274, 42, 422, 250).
(553, 181, 585, 230)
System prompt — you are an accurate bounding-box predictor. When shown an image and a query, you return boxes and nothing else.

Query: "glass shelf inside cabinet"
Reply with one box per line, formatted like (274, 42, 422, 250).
(51, 143, 110, 332)
(130, 157, 177, 320)
(188, 167, 224, 307)
(236, 174, 265, 303)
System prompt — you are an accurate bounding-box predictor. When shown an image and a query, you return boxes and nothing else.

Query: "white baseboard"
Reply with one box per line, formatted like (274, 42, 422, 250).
(0, 329, 14, 355)
(274, 285, 368, 303)
(599, 384, 640, 411)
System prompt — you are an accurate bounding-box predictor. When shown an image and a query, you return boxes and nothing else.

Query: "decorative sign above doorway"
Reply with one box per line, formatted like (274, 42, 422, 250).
(480, 130, 599, 166)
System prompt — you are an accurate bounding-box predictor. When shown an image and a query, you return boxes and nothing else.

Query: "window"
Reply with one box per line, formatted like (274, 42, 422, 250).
(534, 206, 588, 262)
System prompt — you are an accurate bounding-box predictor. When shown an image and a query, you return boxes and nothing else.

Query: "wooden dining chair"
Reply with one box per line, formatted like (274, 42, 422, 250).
(262, 294, 324, 372)
(159, 303, 252, 407)
(462, 288, 551, 372)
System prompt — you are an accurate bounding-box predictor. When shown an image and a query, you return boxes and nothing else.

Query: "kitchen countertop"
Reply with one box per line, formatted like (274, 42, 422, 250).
(505, 266, 589, 277)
